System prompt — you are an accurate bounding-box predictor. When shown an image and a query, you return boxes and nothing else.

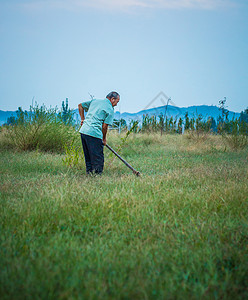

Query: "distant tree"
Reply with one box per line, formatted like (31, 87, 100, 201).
(173, 117, 177, 133)
(218, 97, 229, 133)
(112, 118, 127, 129)
(189, 116, 195, 131)
(240, 107, 248, 123)
(58, 98, 74, 125)
(195, 114, 203, 132)
(168, 117, 174, 132)
(178, 117, 183, 134)
(185, 112, 190, 130)
(5, 115, 17, 126)
(158, 113, 164, 136)
(218, 97, 229, 121)
(209, 117, 217, 132)
(151, 115, 157, 132)
(165, 116, 169, 133)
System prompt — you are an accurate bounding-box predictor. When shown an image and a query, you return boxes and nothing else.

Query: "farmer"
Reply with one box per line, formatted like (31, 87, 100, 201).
(78, 91, 120, 175)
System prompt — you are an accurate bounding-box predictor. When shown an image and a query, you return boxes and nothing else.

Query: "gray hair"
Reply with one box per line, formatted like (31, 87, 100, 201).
(106, 91, 120, 100)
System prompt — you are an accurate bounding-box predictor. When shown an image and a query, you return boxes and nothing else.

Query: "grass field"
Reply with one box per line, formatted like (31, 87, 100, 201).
(0, 133, 248, 299)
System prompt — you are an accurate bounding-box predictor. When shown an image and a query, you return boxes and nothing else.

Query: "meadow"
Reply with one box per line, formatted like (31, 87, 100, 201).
(0, 132, 248, 299)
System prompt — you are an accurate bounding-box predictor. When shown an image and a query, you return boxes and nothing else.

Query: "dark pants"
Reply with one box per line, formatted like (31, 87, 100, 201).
(80, 133, 104, 175)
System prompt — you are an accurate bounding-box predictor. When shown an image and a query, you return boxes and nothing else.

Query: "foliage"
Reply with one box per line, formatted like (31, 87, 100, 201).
(185, 112, 190, 130)
(2, 104, 76, 152)
(112, 118, 127, 130)
(130, 102, 248, 140)
(57, 98, 75, 126)
(62, 142, 84, 168)
(217, 97, 229, 133)
(107, 120, 140, 165)
(129, 120, 140, 133)
(221, 119, 248, 150)
(141, 114, 158, 133)
(5, 115, 17, 126)
(240, 107, 248, 123)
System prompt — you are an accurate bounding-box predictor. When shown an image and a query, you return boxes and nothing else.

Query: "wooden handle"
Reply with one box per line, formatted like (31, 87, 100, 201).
(105, 144, 141, 176)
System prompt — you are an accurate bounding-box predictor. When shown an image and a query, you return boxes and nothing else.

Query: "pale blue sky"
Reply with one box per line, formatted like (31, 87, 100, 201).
(0, 0, 247, 113)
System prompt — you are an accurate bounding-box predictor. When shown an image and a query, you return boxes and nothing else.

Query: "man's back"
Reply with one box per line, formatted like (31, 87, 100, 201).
(79, 98, 114, 139)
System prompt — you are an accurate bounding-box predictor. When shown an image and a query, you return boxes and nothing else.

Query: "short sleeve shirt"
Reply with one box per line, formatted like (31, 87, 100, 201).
(79, 98, 114, 139)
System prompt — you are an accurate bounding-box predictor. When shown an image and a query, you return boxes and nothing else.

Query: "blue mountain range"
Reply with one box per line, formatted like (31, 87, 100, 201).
(74, 104, 240, 125)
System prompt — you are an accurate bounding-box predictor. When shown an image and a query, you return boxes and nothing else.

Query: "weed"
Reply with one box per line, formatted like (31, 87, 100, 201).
(62, 142, 84, 169)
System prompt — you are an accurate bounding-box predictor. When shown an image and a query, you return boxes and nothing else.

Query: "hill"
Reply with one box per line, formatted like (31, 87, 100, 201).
(74, 104, 240, 124)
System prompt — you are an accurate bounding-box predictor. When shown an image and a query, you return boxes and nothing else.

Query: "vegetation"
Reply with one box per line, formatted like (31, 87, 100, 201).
(0, 101, 247, 298)
(0, 131, 248, 299)
(123, 103, 248, 150)
(1, 102, 77, 152)
(1, 100, 247, 152)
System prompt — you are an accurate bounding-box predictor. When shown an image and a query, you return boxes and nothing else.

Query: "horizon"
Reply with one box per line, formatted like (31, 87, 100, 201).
(0, 102, 244, 115)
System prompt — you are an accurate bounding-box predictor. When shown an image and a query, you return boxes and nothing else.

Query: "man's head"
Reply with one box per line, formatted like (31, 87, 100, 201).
(106, 91, 120, 107)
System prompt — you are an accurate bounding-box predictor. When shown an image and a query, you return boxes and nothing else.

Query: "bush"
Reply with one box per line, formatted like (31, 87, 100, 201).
(221, 119, 248, 150)
(1, 104, 77, 152)
(222, 134, 248, 150)
(62, 141, 84, 168)
(184, 129, 210, 142)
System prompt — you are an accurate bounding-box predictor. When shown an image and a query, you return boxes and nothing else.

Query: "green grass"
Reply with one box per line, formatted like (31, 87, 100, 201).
(0, 133, 248, 299)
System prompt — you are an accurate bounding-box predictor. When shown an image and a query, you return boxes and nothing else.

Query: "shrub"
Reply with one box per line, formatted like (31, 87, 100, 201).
(222, 134, 248, 150)
(62, 142, 84, 168)
(221, 119, 248, 150)
(2, 104, 77, 152)
(184, 130, 210, 142)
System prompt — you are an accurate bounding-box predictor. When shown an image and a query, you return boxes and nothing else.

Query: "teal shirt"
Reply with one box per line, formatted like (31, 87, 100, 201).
(79, 98, 114, 139)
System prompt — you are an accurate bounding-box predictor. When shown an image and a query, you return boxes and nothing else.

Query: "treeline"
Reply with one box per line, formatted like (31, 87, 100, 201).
(1, 99, 247, 152)
(112, 109, 248, 136)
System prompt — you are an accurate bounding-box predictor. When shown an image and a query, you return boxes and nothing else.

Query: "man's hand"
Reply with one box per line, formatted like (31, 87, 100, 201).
(102, 139, 107, 146)
(81, 119, 85, 126)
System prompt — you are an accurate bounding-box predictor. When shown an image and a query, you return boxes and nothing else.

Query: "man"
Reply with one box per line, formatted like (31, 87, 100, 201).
(78, 91, 120, 175)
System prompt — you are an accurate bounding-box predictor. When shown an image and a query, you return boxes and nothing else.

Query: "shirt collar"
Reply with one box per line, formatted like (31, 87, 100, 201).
(105, 98, 114, 109)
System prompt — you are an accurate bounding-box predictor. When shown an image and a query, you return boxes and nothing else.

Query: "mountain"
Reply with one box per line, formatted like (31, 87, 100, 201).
(115, 105, 240, 123)
(0, 110, 17, 126)
(0, 105, 241, 126)
(74, 104, 240, 124)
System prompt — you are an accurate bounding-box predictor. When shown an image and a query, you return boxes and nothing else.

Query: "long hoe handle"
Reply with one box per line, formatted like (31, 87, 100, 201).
(105, 144, 141, 177)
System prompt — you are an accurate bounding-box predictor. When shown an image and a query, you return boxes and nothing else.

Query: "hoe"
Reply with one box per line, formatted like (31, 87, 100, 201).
(105, 144, 141, 177)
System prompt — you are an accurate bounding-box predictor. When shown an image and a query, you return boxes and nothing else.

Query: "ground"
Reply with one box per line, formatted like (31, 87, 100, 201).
(0, 133, 247, 299)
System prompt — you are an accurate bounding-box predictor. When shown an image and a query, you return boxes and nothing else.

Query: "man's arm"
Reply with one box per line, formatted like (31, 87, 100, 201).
(78, 103, 85, 126)
(102, 123, 108, 146)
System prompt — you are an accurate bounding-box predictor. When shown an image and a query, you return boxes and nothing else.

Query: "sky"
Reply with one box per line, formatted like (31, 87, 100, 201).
(0, 0, 248, 114)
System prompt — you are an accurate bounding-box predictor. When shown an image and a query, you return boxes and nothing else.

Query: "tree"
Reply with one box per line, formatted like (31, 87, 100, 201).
(112, 118, 127, 129)
(59, 98, 75, 125)
(178, 117, 183, 134)
(185, 112, 190, 130)
(240, 107, 248, 123)
(5, 116, 17, 126)
(209, 117, 217, 132)
(218, 97, 229, 133)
